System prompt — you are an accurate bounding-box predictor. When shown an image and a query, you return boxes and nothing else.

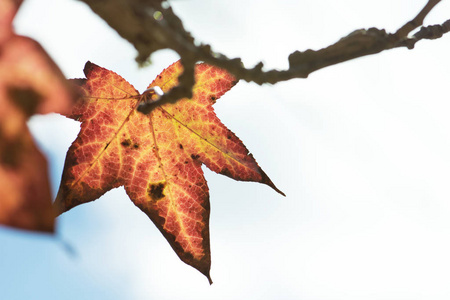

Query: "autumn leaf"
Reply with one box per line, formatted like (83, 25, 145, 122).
(0, 0, 75, 232)
(54, 61, 283, 282)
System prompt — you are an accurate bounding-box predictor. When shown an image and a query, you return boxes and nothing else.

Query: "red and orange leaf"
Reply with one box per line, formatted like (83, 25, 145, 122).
(0, 0, 75, 232)
(0, 120, 54, 232)
(55, 61, 283, 282)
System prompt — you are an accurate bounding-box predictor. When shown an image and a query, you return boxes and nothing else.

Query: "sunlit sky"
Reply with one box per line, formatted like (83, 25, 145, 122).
(2, 0, 450, 299)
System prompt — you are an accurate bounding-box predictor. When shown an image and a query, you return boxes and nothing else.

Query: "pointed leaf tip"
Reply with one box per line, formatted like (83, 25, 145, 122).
(83, 61, 96, 76)
(259, 169, 285, 196)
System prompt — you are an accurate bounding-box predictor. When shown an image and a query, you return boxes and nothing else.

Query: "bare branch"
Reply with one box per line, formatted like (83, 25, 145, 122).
(78, 0, 449, 113)
(395, 0, 442, 37)
(401, 19, 450, 49)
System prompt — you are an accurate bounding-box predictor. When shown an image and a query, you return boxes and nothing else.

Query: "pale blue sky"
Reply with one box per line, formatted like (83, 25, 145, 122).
(3, 0, 450, 299)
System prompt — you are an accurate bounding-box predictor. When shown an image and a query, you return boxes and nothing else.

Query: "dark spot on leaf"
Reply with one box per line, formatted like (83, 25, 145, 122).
(104, 142, 110, 150)
(179, 144, 183, 149)
(184, 160, 188, 164)
(133, 143, 139, 149)
(209, 95, 216, 102)
(191, 154, 200, 160)
(148, 183, 165, 200)
(7, 86, 42, 117)
(0, 138, 22, 167)
(158, 75, 162, 79)
(227, 135, 231, 139)
(121, 139, 131, 147)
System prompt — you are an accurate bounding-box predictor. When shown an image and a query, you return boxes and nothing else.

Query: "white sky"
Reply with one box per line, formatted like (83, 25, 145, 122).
(2, 0, 450, 299)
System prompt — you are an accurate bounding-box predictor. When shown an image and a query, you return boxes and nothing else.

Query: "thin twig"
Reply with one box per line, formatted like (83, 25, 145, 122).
(395, 0, 442, 37)
(78, 0, 448, 114)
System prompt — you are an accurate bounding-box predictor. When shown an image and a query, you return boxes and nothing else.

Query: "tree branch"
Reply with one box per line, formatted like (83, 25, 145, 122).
(78, 0, 448, 113)
(402, 19, 450, 49)
(394, 0, 441, 37)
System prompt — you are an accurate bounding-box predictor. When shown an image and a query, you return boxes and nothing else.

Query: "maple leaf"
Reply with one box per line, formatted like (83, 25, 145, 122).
(54, 61, 283, 282)
(0, 0, 75, 232)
